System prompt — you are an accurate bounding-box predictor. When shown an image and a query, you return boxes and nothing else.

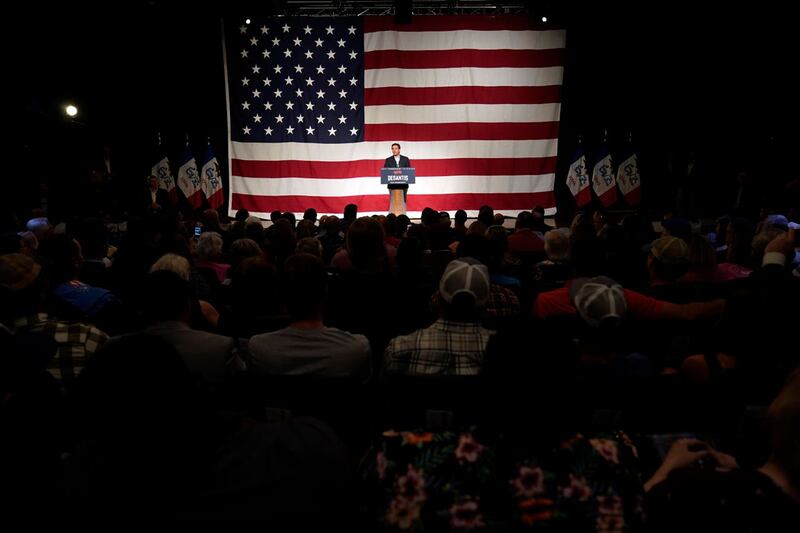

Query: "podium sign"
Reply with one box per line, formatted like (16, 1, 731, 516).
(380, 167, 416, 185)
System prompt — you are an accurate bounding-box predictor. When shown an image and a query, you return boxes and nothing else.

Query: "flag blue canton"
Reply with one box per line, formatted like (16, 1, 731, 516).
(229, 17, 364, 144)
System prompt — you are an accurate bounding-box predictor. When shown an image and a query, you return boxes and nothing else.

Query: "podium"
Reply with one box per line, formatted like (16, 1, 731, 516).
(380, 167, 415, 215)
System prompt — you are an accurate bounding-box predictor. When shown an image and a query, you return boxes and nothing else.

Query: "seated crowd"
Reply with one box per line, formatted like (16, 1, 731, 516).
(1, 200, 798, 529)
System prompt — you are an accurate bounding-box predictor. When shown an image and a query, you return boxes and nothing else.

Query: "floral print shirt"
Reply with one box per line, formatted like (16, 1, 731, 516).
(360, 429, 645, 531)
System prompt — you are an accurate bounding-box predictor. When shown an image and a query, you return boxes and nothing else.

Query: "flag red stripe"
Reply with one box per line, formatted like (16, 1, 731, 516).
(364, 15, 547, 33)
(598, 188, 618, 208)
(364, 49, 563, 69)
(187, 190, 204, 209)
(207, 189, 225, 209)
(364, 86, 561, 105)
(232, 157, 557, 179)
(575, 188, 592, 208)
(233, 191, 554, 213)
(623, 187, 641, 206)
(365, 122, 559, 141)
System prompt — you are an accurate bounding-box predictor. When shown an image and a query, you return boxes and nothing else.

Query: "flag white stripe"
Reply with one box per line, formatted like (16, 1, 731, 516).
(231, 139, 557, 161)
(364, 66, 563, 88)
(231, 174, 555, 196)
(364, 30, 566, 52)
(364, 103, 561, 124)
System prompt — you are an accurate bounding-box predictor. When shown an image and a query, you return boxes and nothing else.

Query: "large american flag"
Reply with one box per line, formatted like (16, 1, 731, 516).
(225, 16, 564, 218)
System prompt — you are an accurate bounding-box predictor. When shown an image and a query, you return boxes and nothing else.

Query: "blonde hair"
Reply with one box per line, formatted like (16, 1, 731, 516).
(150, 253, 191, 280)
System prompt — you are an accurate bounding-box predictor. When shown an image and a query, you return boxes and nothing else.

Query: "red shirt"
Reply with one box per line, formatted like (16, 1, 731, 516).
(533, 284, 665, 320)
(508, 229, 545, 254)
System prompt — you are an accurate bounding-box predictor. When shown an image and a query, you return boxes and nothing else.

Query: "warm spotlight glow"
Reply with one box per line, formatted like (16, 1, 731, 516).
(245, 18, 251, 24)
(541, 16, 548, 22)
(65, 105, 78, 117)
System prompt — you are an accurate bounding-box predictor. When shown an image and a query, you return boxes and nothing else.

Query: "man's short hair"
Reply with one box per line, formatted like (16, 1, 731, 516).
(284, 253, 327, 320)
(343, 203, 358, 220)
(391, 143, 401, 149)
(303, 208, 318, 221)
(143, 270, 192, 322)
(323, 215, 341, 234)
(516, 211, 535, 230)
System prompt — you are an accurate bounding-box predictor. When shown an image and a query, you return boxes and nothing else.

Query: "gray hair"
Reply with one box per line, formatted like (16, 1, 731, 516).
(196, 231, 223, 261)
(296, 237, 323, 257)
(544, 230, 569, 262)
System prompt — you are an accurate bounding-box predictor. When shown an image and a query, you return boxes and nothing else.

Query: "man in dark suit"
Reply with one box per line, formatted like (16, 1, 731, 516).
(141, 270, 243, 384)
(145, 175, 172, 213)
(383, 143, 411, 200)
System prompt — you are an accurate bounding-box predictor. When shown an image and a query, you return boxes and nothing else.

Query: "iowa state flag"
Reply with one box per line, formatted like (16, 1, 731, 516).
(592, 144, 617, 207)
(177, 144, 204, 208)
(224, 16, 565, 217)
(151, 144, 178, 204)
(566, 145, 591, 207)
(201, 144, 225, 209)
(616, 148, 641, 206)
